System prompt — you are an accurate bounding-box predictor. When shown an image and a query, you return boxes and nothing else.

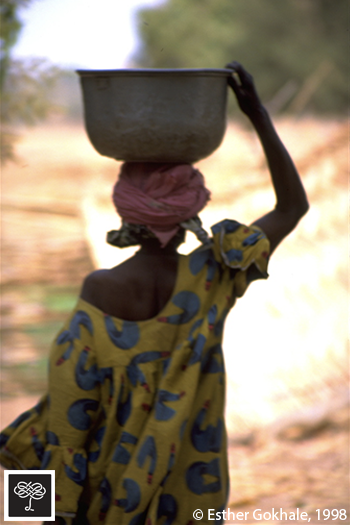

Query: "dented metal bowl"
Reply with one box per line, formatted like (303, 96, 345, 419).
(76, 68, 231, 163)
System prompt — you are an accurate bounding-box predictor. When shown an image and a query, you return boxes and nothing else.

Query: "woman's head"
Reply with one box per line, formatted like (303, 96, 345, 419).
(108, 162, 210, 248)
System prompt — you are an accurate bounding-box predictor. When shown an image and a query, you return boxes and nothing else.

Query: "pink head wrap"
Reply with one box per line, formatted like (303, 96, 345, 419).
(112, 162, 211, 247)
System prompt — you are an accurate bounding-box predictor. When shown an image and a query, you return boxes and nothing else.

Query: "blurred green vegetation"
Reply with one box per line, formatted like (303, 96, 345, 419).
(1, 57, 61, 125)
(43, 286, 81, 313)
(1, 0, 63, 162)
(0, 0, 29, 89)
(1, 284, 79, 396)
(134, 0, 348, 115)
(2, 359, 48, 395)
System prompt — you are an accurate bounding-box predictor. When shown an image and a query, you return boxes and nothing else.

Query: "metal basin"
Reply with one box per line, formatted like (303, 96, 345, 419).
(76, 68, 232, 163)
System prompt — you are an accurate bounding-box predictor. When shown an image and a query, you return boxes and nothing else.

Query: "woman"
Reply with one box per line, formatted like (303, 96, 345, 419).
(0, 62, 308, 524)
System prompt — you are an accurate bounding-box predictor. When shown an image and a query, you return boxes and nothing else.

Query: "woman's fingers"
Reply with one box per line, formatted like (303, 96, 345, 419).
(225, 61, 254, 89)
(225, 61, 263, 118)
(227, 73, 240, 94)
(225, 60, 241, 71)
(225, 62, 244, 96)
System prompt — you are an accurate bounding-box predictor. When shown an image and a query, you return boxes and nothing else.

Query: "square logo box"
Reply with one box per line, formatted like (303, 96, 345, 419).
(4, 470, 55, 521)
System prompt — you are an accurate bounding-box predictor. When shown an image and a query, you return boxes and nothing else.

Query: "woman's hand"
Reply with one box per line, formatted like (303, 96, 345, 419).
(225, 61, 264, 120)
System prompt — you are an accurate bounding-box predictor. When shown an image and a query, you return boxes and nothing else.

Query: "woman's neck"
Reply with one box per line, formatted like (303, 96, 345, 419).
(136, 243, 179, 258)
(135, 229, 184, 258)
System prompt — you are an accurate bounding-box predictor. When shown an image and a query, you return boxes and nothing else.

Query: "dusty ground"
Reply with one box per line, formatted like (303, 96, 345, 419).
(1, 118, 348, 524)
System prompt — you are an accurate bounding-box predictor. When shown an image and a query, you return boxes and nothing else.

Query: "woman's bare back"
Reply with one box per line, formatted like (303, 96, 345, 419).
(80, 251, 179, 321)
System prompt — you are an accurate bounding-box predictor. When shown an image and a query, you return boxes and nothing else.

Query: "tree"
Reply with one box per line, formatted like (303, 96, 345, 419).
(0, 0, 30, 89)
(133, 0, 348, 114)
(1, 0, 60, 162)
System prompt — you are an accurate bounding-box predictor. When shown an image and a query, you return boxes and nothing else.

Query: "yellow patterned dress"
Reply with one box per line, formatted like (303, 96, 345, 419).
(0, 220, 269, 525)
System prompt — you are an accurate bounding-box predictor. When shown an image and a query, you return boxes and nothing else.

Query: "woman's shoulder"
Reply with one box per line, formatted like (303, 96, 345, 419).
(80, 269, 111, 304)
(82, 268, 111, 286)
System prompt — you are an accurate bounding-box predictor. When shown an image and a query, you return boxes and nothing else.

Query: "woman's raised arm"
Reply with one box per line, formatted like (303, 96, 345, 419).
(226, 61, 309, 254)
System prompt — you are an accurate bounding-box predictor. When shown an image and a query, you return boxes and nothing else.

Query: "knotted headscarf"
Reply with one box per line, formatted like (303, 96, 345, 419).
(108, 162, 211, 247)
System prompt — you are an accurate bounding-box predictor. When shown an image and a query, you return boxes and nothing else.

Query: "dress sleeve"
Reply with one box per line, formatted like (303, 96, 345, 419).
(211, 219, 270, 297)
(0, 307, 101, 520)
